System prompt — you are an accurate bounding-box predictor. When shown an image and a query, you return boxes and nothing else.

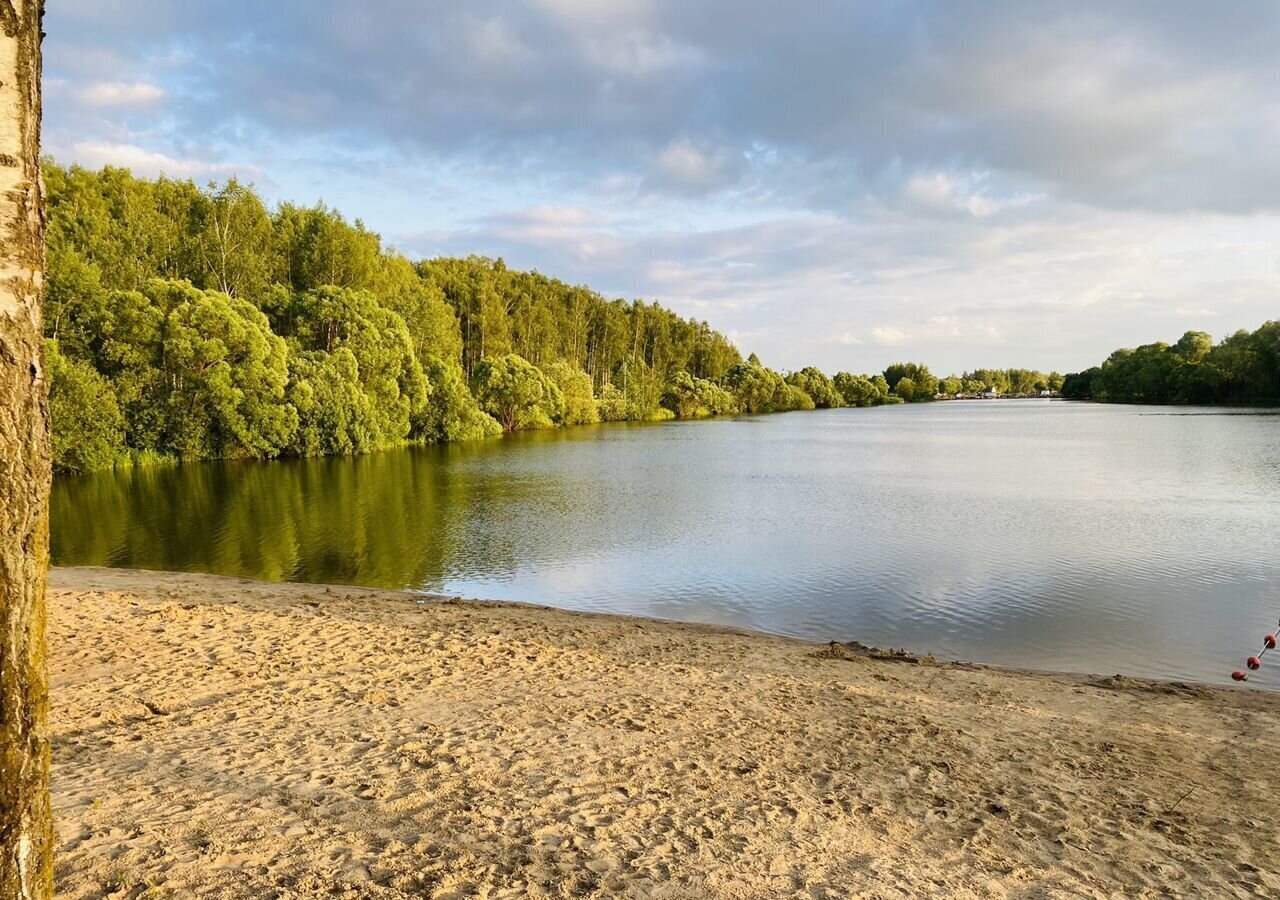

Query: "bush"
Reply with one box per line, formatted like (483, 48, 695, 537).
(542, 360, 599, 425)
(416, 356, 501, 441)
(472, 354, 564, 431)
(596, 383, 629, 421)
(47, 339, 125, 473)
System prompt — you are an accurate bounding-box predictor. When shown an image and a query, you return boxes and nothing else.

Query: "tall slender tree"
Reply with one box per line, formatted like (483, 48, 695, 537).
(0, 2, 51, 897)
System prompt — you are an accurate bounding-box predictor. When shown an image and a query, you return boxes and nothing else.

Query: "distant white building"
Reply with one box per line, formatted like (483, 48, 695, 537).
(981, 387, 999, 399)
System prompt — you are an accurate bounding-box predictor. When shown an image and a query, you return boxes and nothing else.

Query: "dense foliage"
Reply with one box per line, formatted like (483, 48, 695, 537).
(43, 161, 748, 471)
(1062, 326, 1280, 405)
(44, 161, 1058, 474)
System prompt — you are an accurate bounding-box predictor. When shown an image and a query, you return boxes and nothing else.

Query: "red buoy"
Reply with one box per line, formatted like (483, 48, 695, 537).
(1247, 656, 1262, 670)
(1232, 670, 1247, 682)
(1266, 634, 1277, 650)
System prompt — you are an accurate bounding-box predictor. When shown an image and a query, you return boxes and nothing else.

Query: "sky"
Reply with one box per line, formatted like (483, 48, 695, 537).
(43, 1, 1280, 374)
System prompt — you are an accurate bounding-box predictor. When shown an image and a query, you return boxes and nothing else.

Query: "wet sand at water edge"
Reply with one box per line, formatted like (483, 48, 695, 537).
(49, 566, 1280, 898)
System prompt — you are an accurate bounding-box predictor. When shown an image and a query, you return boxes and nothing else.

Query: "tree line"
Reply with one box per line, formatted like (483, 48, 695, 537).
(1061, 325, 1280, 404)
(44, 162, 1060, 474)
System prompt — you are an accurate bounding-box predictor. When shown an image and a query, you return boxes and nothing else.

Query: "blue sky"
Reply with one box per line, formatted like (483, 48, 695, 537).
(44, 1, 1280, 374)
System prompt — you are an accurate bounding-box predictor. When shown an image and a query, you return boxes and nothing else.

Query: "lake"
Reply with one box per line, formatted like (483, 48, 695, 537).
(51, 400, 1280, 688)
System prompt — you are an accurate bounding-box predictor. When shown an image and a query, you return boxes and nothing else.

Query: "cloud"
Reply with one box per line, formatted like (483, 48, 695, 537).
(43, 1, 1280, 213)
(464, 206, 625, 263)
(39, 1, 1280, 374)
(68, 141, 260, 181)
(398, 194, 1280, 374)
(826, 332, 863, 346)
(76, 81, 166, 107)
(900, 172, 1038, 220)
(649, 139, 740, 193)
(870, 327, 908, 347)
(486, 206, 614, 229)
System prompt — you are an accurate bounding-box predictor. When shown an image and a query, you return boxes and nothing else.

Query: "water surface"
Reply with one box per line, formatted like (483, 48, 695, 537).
(52, 401, 1280, 687)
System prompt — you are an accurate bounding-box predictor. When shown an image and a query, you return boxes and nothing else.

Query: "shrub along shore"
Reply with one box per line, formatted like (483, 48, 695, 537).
(1061, 323, 1280, 405)
(46, 161, 1062, 474)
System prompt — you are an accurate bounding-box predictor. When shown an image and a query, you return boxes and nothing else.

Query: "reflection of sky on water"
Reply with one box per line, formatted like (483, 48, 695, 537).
(52, 402, 1280, 689)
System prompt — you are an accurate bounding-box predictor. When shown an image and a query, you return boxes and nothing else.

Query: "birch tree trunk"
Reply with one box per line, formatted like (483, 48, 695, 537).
(0, 1, 50, 898)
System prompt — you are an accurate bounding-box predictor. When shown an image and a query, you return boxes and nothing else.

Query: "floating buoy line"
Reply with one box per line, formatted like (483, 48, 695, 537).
(1231, 619, 1279, 683)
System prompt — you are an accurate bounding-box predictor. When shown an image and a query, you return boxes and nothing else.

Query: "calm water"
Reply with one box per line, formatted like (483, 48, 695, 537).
(52, 401, 1280, 688)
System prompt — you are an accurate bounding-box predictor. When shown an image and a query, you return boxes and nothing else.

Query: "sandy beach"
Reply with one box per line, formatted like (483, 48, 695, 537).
(48, 566, 1280, 899)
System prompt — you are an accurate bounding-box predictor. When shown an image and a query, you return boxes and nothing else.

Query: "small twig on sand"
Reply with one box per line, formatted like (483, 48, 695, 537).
(1060, 840, 1105, 858)
(1165, 784, 1197, 814)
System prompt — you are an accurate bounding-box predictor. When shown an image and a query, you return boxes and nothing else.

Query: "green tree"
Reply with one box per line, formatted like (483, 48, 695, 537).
(272, 202, 383, 292)
(543, 360, 599, 425)
(619, 359, 666, 420)
(286, 349, 374, 456)
(161, 283, 297, 458)
(286, 286, 429, 447)
(472, 354, 564, 431)
(1061, 368, 1098, 399)
(722, 360, 781, 413)
(695, 378, 736, 415)
(596, 383, 629, 421)
(43, 245, 107, 353)
(884, 363, 939, 401)
(666, 371, 737, 418)
(46, 340, 124, 473)
(1065, 321, 1280, 405)
(380, 258, 464, 365)
(43, 156, 1128, 472)
(1173, 331, 1213, 365)
(833, 372, 882, 407)
(76, 285, 167, 451)
(786, 367, 842, 408)
(415, 356, 502, 442)
(193, 178, 272, 298)
(776, 383, 816, 411)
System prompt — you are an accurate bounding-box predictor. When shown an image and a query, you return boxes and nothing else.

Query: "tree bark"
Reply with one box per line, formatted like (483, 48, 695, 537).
(0, 1, 49, 898)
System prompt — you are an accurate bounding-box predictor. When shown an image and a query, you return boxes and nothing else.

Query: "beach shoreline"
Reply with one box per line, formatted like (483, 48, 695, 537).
(49, 566, 1280, 898)
(50, 565, 1275, 700)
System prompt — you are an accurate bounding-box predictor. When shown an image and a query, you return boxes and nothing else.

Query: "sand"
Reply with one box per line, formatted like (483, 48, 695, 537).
(48, 567, 1280, 899)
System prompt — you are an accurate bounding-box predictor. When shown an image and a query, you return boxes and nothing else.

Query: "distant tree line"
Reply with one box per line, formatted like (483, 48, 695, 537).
(878, 363, 1063, 402)
(1061, 326, 1280, 404)
(44, 161, 1058, 474)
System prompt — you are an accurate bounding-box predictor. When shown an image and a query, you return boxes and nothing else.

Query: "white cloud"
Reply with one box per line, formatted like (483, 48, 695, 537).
(901, 171, 1036, 219)
(69, 141, 259, 181)
(826, 332, 863, 346)
(871, 326, 908, 346)
(646, 259, 690, 283)
(507, 206, 612, 228)
(41, 1, 1280, 376)
(904, 173, 961, 211)
(477, 205, 625, 263)
(76, 81, 165, 107)
(651, 139, 738, 192)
